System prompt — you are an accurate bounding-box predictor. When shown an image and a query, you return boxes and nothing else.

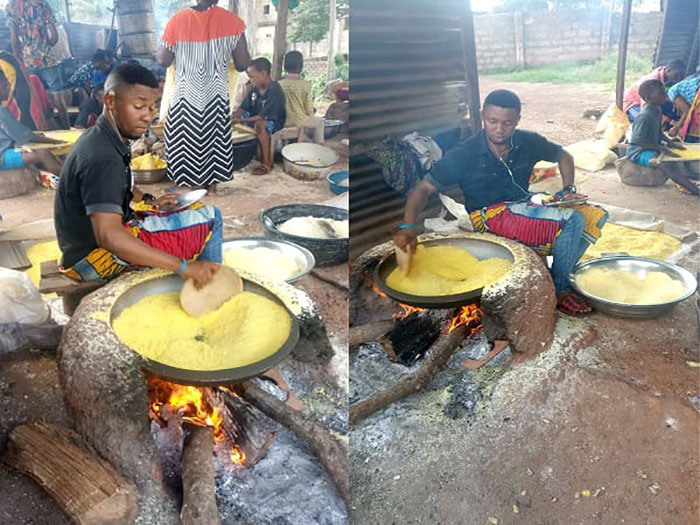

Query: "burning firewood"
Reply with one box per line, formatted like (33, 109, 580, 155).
(350, 325, 468, 425)
(3, 422, 139, 524)
(379, 310, 447, 365)
(223, 381, 349, 505)
(181, 424, 220, 525)
(348, 319, 393, 348)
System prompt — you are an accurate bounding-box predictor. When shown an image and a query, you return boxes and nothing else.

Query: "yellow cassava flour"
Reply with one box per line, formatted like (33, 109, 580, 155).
(385, 244, 511, 296)
(223, 247, 301, 281)
(583, 223, 680, 261)
(576, 268, 686, 304)
(113, 291, 291, 371)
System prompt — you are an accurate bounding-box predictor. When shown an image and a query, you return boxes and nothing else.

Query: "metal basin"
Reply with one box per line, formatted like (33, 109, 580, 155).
(374, 237, 515, 308)
(110, 274, 299, 386)
(570, 256, 698, 319)
(222, 237, 315, 283)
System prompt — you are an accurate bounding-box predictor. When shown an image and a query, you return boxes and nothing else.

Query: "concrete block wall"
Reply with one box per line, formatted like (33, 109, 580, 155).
(473, 9, 663, 72)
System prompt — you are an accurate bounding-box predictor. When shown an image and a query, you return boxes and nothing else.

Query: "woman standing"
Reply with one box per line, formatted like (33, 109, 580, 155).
(157, 0, 250, 191)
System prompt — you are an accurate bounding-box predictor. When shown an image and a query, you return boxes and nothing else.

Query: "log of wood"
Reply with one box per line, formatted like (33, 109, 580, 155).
(349, 320, 393, 348)
(379, 310, 445, 365)
(181, 424, 220, 525)
(220, 391, 276, 467)
(349, 325, 467, 425)
(310, 270, 349, 292)
(226, 382, 349, 505)
(2, 422, 139, 524)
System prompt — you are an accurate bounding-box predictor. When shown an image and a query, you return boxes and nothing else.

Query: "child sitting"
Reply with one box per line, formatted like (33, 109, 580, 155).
(232, 57, 286, 176)
(74, 83, 104, 129)
(279, 50, 323, 143)
(0, 68, 63, 175)
(627, 79, 698, 196)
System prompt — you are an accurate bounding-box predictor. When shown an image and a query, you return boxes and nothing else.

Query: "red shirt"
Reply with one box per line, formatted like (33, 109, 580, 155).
(623, 67, 666, 112)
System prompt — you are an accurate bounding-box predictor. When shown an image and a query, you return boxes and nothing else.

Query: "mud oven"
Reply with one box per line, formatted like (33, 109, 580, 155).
(56, 269, 347, 524)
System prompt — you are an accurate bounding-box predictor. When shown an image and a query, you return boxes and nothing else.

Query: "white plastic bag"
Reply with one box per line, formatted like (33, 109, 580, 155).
(0, 268, 50, 325)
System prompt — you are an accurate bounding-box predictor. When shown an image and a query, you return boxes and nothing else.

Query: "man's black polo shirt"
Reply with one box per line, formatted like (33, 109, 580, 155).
(425, 129, 564, 213)
(54, 115, 133, 268)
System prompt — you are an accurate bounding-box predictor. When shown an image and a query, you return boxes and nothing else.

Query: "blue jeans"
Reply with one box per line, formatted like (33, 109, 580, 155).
(197, 206, 223, 263)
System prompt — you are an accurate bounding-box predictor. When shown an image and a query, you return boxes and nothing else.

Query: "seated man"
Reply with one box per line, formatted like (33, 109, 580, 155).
(0, 68, 63, 174)
(232, 57, 286, 176)
(74, 82, 104, 129)
(628, 79, 698, 196)
(54, 63, 221, 288)
(623, 60, 685, 123)
(394, 90, 609, 315)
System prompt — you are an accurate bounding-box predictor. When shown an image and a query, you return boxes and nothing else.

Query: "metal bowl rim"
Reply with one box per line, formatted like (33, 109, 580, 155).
(281, 143, 339, 168)
(222, 236, 316, 283)
(110, 274, 300, 386)
(258, 205, 349, 245)
(373, 238, 515, 309)
(570, 255, 698, 308)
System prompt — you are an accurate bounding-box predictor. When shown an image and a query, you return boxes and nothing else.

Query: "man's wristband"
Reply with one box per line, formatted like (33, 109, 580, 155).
(398, 223, 418, 230)
(175, 258, 187, 275)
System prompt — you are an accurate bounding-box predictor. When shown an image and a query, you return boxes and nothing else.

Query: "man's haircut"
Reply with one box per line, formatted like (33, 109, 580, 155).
(104, 63, 159, 94)
(483, 89, 521, 114)
(283, 51, 303, 73)
(249, 57, 272, 74)
(667, 59, 686, 73)
(639, 78, 664, 100)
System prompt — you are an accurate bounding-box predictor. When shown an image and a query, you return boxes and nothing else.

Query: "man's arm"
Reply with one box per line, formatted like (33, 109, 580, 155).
(89, 213, 218, 287)
(394, 179, 437, 252)
(557, 150, 575, 189)
(232, 34, 250, 72)
(156, 47, 174, 68)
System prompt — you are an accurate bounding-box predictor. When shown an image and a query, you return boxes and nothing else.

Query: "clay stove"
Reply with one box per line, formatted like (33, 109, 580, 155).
(57, 269, 347, 523)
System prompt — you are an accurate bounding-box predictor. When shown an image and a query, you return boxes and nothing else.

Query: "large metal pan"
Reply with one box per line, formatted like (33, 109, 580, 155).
(570, 255, 697, 319)
(110, 274, 299, 386)
(373, 237, 514, 309)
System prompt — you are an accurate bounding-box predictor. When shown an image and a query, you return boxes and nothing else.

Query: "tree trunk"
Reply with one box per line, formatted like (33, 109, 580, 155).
(326, 0, 336, 79)
(272, 0, 289, 81)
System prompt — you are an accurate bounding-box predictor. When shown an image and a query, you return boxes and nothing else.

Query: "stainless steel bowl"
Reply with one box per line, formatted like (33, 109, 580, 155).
(570, 256, 698, 318)
(222, 237, 315, 283)
(132, 168, 166, 184)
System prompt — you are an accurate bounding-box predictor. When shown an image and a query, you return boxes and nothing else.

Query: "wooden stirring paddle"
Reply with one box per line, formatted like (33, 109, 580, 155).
(395, 245, 412, 277)
(180, 265, 243, 317)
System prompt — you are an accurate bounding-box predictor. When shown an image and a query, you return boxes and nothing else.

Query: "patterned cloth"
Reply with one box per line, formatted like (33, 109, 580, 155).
(61, 203, 221, 283)
(279, 76, 314, 128)
(368, 138, 424, 195)
(160, 6, 245, 187)
(0, 51, 43, 130)
(679, 89, 700, 143)
(66, 62, 93, 90)
(667, 75, 700, 106)
(469, 201, 608, 292)
(5, 0, 57, 69)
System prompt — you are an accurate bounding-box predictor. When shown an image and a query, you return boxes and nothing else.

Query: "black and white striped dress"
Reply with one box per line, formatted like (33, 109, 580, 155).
(160, 6, 245, 187)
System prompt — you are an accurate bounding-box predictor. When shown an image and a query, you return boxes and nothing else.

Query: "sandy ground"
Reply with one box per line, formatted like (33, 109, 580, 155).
(0, 135, 349, 523)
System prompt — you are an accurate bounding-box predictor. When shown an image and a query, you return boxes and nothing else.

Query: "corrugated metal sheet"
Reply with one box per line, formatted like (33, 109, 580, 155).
(349, 0, 476, 258)
(67, 23, 114, 61)
(655, 0, 699, 74)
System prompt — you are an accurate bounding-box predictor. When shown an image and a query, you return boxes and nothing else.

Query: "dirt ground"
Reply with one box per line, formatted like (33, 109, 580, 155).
(0, 136, 349, 523)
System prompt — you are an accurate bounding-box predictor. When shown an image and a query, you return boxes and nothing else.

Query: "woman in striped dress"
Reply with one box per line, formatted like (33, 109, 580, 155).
(156, 0, 250, 192)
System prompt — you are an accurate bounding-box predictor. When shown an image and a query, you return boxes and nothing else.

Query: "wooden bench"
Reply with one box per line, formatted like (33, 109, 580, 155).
(39, 260, 103, 316)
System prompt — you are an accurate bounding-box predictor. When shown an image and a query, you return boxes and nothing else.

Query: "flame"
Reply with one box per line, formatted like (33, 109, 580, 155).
(447, 304, 483, 334)
(393, 303, 426, 321)
(147, 376, 245, 466)
(371, 281, 388, 298)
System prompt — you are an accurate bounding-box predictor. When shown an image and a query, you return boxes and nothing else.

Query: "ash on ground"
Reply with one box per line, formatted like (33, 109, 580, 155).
(215, 422, 347, 525)
(350, 331, 512, 422)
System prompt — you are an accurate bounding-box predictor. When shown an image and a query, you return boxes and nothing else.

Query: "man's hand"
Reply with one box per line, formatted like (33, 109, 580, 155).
(394, 229, 418, 254)
(182, 261, 220, 289)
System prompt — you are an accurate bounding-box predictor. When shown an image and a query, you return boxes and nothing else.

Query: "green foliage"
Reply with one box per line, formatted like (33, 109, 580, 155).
(303, 71, 330, 101)
(491, 52, 653, 88)
(334, 52, 348, 81)
(289, 0, 348, 46)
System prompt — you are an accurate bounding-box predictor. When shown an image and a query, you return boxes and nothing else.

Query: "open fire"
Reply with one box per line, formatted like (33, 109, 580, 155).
(147, 376, 245, 465)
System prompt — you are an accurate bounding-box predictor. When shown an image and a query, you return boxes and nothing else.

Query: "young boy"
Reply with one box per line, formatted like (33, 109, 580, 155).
(627, 79, 698, 196)
(74, 83, 104, 129)
(279, 50, 322, 143)
(0, 68, 63, 175)
(232, 57, 286, 175)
